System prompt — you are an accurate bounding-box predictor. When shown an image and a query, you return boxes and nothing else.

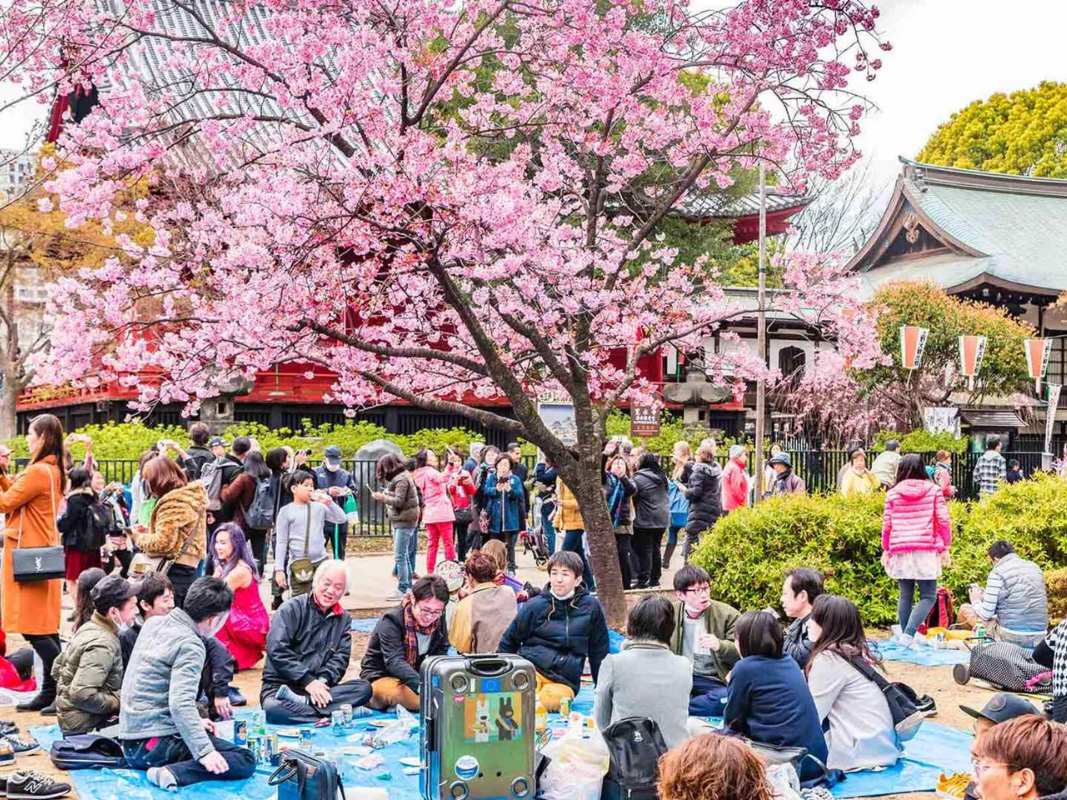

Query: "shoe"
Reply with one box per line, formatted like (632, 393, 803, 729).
(0, 722, 17, 737)
(227, 687, 247, 707)
(39, 705, 55, 717)
(145, 767, 177, 792)
(2, 736, 40, 756)
(6, 771, 71, 800)
(15, 693, 54, 713)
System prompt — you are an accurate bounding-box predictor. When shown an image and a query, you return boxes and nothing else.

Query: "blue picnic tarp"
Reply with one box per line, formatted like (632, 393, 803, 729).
(870, 638, 969, 666)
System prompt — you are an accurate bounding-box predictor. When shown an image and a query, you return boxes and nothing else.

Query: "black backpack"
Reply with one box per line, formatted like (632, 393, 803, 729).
(601, 717, 669, 800)
(84, 499, 122, 549)
(49, 735, 126, 770)
(848, 655, 933, 741)
(244, 475, 277, 530)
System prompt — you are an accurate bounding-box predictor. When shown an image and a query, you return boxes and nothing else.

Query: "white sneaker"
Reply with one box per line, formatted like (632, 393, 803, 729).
(385, 589, 403, 602)
(897, 633, 914, 647)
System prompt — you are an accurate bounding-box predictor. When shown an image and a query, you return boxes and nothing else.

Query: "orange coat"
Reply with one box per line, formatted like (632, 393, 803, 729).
(0, 456, 63, 635)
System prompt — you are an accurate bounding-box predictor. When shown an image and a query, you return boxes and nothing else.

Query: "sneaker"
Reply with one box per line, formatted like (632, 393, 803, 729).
(227, 687, 247, 707)
(6, 772, 71, 800)
(0, 722, 18, 737)
(146, 767, 177, 792)
(385, 589, 403, 602)
(2, 737, 39, 756)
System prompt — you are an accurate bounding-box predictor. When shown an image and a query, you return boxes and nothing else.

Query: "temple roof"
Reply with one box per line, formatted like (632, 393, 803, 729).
(849, 158, 1067, 298)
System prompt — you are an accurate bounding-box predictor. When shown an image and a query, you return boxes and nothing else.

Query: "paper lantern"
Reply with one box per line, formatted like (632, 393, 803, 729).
(899, 326, 929, 370)
(1024, 338, 1052, 393)
(958, 335, 987, 390)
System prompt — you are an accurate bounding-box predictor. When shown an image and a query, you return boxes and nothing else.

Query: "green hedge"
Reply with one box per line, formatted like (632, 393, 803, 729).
(691, 473, 1067, 625)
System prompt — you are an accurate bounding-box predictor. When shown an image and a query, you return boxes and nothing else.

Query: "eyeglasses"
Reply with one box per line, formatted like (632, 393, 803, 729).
(971, 758, 1014, 776)
(417, 606, 445, 619)
(685, 586, 711, 596)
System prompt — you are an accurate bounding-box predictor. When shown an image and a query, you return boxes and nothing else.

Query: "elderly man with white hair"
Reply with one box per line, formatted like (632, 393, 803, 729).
(260, 560, 371, 723)
(721, 445, 750, 513)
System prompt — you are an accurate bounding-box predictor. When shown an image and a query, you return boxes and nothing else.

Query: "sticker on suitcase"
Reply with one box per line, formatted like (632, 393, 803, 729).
(464, 691, 523, 744)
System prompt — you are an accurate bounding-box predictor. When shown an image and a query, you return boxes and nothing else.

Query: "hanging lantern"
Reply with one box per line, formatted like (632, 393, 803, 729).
(899, 325, 929, 370)
(958, 335, 987, 390)
(1024, 337, 1052, 393)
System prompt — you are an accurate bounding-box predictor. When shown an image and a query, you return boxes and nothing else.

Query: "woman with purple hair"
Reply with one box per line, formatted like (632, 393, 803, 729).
(210, 523, 269, 670)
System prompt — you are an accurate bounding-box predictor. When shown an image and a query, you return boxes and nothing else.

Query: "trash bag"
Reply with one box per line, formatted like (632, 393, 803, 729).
(540, 725, 610, 800)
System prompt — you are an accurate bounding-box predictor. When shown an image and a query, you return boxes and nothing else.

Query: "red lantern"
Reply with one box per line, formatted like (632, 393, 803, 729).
(958, 335, 987, 390)
(1024, 338, 1052, 393)
(899, 326, 928, 370)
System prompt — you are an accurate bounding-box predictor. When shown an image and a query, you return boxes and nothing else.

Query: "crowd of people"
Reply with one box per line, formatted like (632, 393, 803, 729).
(0, 416, 1063, 799)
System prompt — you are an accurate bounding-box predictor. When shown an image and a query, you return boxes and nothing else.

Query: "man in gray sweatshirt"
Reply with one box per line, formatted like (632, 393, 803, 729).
(119, 577, 255, 789)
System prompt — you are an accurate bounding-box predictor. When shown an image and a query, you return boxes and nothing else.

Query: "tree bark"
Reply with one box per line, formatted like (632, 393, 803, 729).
(0, 370, 16, 440)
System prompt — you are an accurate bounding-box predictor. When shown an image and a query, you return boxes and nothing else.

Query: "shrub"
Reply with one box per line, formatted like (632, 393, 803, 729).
(873, 428, 969, 455)
(692, 473, 1067, 625)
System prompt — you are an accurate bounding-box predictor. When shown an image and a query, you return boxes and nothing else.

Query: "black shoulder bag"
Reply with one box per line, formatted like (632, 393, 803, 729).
(269, 749, 345, 800)
(847, 655, 933, 741)
(13, 467, 65, 582)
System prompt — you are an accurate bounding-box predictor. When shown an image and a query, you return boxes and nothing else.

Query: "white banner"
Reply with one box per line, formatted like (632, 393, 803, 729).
(1046, 384, 1061, 455)
(923, 406, 959, 436)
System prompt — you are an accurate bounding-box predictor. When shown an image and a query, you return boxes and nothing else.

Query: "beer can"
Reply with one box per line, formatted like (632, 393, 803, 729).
(558, 696, 571, 717)
(246, 734, 259, 761)
(234, 719, 248, 747)
(262, 735, 273, 764)
(269, 735, 281, 766)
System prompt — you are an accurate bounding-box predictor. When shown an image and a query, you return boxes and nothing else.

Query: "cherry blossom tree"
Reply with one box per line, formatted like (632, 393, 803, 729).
(6, 0, 888, 624)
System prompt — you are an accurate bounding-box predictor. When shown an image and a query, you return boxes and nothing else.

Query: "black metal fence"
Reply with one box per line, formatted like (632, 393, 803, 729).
(79, 447, 1038, 537)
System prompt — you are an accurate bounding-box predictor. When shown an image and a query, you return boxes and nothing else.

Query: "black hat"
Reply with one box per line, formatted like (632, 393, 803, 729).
(960, 692, 1038, 725)
(90, 575, 136, 615)
(208, 436, 227, 448)
(324, 445, 343, 465)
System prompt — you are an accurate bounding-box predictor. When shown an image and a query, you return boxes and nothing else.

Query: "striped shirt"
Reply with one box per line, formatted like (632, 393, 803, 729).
(972, 451, 1006, 496)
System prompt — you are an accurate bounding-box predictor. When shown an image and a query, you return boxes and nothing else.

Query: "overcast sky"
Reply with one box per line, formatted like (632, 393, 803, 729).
(2, 0, 1065, 194)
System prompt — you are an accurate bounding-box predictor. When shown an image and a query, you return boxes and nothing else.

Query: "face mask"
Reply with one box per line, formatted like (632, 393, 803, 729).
(325, 463, 340, 473)
(117, 622, 130, 634)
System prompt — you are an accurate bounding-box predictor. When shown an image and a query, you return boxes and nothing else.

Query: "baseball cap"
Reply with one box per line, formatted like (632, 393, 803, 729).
(960, 692, 1038, 725)
(324, 445, 343, 465)
(91, 575, 136, 615)
(208, 436, 227, 448)
(768, 453, 791, 468)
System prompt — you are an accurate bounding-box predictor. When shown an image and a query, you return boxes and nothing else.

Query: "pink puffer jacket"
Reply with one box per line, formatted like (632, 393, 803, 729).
(881, 479, 952, 555)
(412, 466, 456, 525)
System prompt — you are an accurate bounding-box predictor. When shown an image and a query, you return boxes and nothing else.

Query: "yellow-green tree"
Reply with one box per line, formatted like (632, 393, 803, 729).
(918, 82, 1067, 177)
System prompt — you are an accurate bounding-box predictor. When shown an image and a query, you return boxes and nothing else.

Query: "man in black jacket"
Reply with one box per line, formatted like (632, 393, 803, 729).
(180, 423, 214, 481)
(683, 438, 722, 562)
(781, 568, 823, 668)
(360, 576, 449, 711)
(261, 560, 371, 723)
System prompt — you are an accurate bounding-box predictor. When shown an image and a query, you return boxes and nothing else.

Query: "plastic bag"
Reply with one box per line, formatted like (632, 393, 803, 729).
(767, 763, 803, 800)
(368, 704, 417, 749)
(539, 725, 609, 800)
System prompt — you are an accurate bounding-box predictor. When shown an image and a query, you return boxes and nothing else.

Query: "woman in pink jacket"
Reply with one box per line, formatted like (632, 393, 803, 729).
(881, 454, 952, 644)
(413, 449, 457, 573)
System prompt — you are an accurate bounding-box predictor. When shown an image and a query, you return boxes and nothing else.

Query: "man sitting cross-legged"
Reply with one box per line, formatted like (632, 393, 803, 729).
(668, 565, 741, 717)
(119, 576, 255, 789)
(261, 560, 372, 723)
(360, 575, 450, 712)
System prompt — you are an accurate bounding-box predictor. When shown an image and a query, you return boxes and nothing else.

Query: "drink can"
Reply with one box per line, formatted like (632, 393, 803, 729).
(269, 735, 281, 766)
(246, 734, 259, 761)
(299, 729, 314, 748)
(558, 696, 570, 717)
(234, 719, 248, 747)
(340, 703, 353, 726)
(262, 735, 273, 764)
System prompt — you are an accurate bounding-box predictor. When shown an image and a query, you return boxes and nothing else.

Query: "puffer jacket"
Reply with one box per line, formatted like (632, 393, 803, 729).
(554, 479, 585, 530)
(261, 593, 352, 698)
(499, 585, 610, 693)
(603, 473, 636, 528)
(684, 460, 723, 534)
(881, 479, 951, 556)
(380, 472, 420, 527)
(412, 466, 455, 525)
(632, 468, 669, 529)
(136, 482, 207, 568)
(53, 612, 123, 734)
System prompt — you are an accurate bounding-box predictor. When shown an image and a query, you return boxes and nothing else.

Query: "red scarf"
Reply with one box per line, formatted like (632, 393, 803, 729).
(402, 594, 438, 667)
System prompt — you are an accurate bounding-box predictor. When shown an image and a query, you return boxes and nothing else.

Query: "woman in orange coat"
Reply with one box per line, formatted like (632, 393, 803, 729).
(0, 413, 66, 712)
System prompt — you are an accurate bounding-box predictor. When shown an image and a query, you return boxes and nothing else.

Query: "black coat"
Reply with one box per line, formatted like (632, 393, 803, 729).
(360, 606, 448, 693)
(261, 594, 352, 699)
(684, 460, 722, 534)
(498, 586, 609, 693)
(182, 446, 214, 481)
(58, 491, 98, 551)
(632, 468, 670, 529)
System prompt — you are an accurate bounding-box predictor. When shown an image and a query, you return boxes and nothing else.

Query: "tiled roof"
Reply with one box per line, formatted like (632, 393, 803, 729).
(678, 189, 809, 220)
(851, 158, 1067, 296)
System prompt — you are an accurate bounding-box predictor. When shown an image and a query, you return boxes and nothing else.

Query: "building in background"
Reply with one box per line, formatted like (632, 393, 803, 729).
(0, 150, 35, 202)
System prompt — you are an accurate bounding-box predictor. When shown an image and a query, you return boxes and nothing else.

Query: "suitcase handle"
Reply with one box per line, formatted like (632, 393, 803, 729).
(466, 657, 511, 677)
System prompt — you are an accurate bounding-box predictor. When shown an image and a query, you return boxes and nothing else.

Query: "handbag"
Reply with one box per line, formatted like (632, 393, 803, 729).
(268, 748, 345, 800)
(49, 734, 125, 771)
(847, 655, 932, 741)
(288, 506, 316, 596)
(12, 466, 65, 583)
(601, 717, 669, 800)
(128, 501, 201, 578)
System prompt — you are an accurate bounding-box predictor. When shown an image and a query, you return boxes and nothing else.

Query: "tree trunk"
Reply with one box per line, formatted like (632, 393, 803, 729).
(0, 368, 16, 441)
(565, 462, 626, 629)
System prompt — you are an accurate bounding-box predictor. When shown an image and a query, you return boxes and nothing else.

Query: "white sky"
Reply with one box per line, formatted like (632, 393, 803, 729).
(855, 0, 1067, 200)
(2, 0, 1066, 190)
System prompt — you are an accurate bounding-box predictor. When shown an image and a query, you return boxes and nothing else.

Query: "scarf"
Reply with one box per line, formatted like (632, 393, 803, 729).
(402, 593, 438, 667)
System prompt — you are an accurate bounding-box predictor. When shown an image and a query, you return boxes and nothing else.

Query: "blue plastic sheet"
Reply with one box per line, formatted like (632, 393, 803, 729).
(870, 639, 969, 666)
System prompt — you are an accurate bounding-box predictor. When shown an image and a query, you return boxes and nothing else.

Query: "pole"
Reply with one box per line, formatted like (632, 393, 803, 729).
(753, 161, 768, 505)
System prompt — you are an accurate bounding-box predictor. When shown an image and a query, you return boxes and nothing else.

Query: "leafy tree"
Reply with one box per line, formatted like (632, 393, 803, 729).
(917, 81, 1067, 177)
(859, 282, 1034, 427)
